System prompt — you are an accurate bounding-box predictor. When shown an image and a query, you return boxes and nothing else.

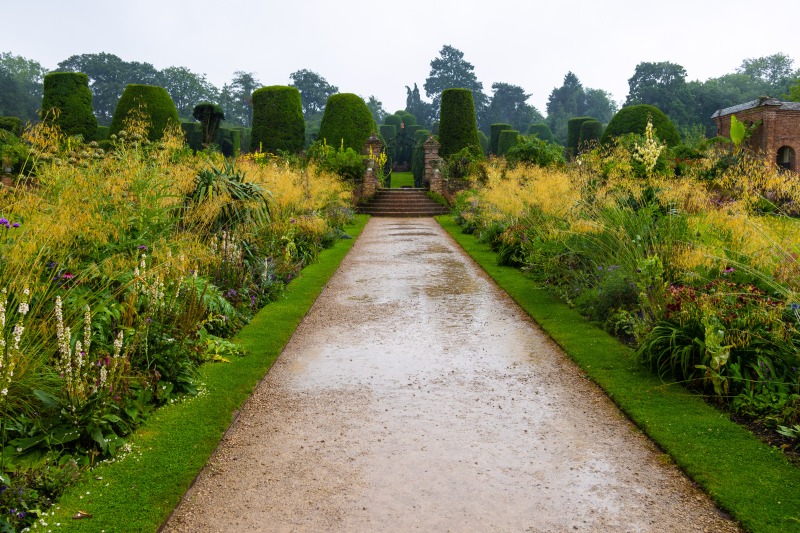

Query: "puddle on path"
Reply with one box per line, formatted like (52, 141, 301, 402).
(165, 218, 739, 533)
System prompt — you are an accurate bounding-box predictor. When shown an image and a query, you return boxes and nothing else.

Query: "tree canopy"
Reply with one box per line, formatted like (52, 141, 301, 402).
(487, 82, 544, 133)
(289, 69, 338, 117)
(424, 45, 488, 128)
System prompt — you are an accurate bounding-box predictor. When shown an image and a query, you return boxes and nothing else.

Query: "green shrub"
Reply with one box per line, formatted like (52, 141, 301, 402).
(489, 123, 513, 154)
(192, 101, 225, 147)
(497, 130, 520, 156)
(307, 139, 365, 183)
(384, 114, 402, 129)
(566, 116, 595, 156)
(445, 146, 483, 181)
(412, 129, 431, 187)
(110, 84, 180, 141)
(438, 88, 482, 159)
(397, 111, 417, 127)
(181, 121, 203, 151)
(379, 124, 396, 144)
(528, 123, 555, 143)
(505, 135, 566, 168)
(95, 125, 110, 141)
(478, 131, 488, 156)
(578, 119, 603, 149)
(318, 93, 375, 152)
(0, 130, 32, 174)
(41, 72, 98, 140)
(215, 127, 241, 157)
(0, 116, 23, 136)
(601, 104, 680, 147)
(251, 86, 305, 154)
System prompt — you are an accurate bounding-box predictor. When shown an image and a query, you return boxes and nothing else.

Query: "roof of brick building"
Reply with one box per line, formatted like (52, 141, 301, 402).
(712, 98, 800, 118)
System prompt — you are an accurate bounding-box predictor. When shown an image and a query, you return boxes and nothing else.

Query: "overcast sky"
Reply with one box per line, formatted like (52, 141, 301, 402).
(5, 0, 800, 114)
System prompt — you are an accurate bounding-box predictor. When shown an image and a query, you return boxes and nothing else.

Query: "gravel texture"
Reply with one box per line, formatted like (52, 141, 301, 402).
(163, 218, 739, 532)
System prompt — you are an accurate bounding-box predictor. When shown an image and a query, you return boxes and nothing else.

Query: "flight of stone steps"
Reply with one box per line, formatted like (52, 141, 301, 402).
(358, 188, 449, 217)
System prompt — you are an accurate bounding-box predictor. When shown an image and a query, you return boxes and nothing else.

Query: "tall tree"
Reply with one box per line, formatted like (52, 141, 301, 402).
(405, 83, 433, 127)
(160, 66, 218, 119)
(219, 71, 260, 127)
(56, 53, 160, 125)
(289, 69, 338, 117)
(583, 88, 617, 124)
(424, 45, 488, 128)
(0, 52, 47, 123)
(545, 72, 586, 143)
(737, 53, 797, 90)
(624, 61, 694, 128)
(487, 82, 543, 133)
(365, 95, 386, 126)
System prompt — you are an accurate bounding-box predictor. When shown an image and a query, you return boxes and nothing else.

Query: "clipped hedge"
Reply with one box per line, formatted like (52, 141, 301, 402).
(566, 116, 595, 156)
(318, 93, 375, 152)
(41, 72, 98, 140)
(251, 86, 305, 154)
(411, 128, 431, 187)
(528, 122, 555, 143)
(601, 104, 681, 147)
(497, 129, 520, 156)
(181, 121, 203, 151)
(0, 116, 23, 136)
(384, 114, 402, 129)
(110, 84, 180, 141)
(380, 124, 397, 161)
(95, 125, 110, 141)
(578, 119, 603, 149)
(438, 88, 481, 159)
(489, 123, 513, 154)
(478, 130, 488, 155)
(215, 127, 241, 157)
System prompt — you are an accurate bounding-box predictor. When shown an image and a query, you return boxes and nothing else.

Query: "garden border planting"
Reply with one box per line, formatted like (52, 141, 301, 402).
(438, 215, 800, 533)
(40, 216, 368, 532)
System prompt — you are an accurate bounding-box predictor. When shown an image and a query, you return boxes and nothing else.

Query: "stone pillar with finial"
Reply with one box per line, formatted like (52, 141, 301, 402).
(423, 134, 442, 194)
(362, 133, 383, 197)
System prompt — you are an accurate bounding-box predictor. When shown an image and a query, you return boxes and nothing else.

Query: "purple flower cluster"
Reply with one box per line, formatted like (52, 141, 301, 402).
(0, 217, 20, 229)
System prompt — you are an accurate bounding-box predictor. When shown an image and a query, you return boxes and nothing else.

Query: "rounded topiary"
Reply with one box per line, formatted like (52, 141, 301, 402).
(497, 130, 520, 156)
(438, 88, 482, 159)
(192, 101, 225, 147)
(110, 84, 180, 141)
(489, 123, 513, 154)
(318, 93, 375, 152)
(601, 104, 680, 147)
(528, 123, 555, 143)
(41, 72, 97, 140)
(397, 111, 417, 127)
(578, 119, 603, 148)
(566, 116, 595, 155)
(384, 114, 402, 130)
(251, 86, 304, 154)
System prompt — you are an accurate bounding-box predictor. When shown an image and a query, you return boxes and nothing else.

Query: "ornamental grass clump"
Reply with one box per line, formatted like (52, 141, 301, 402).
(451, 138, 800, 437)
(0, 113, 355, 530)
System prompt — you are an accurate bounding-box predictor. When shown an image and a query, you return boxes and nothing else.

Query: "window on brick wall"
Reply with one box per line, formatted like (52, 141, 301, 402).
(777, 146, 795, 171)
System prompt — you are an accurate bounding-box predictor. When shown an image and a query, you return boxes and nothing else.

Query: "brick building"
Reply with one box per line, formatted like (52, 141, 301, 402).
(712, 97, 800, 172)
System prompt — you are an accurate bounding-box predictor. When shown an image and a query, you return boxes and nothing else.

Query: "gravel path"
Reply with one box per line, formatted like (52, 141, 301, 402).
(163, 218, 739, 532)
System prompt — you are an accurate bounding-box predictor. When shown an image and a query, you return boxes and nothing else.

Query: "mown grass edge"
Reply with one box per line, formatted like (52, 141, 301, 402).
(43, 215, 369, 532)
(437, 215, 800, 533)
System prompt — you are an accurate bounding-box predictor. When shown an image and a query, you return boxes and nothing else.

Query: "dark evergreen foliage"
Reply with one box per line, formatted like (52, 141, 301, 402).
(601, 104, 681, 146)
(110, 84, 180, 141)
(566, 116, 595, 155)
(497, 130, 520, 156)
(489, 123, 513, 154)
(0, 116, 22, 136)
(438, 88, 481, 159)
(318, 93, 375, 152)
(527, 123, 555, 143)
(41, 72, 98, 139)
(578, 119, 603, 148)
(192, 101, 225, 147)
(251, 86, 305, 153)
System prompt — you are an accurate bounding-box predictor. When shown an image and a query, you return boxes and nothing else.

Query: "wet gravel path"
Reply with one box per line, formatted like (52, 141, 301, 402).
(164, 218, 739, 532)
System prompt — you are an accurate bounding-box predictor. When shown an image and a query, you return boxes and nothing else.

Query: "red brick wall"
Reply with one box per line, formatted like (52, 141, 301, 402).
(714, 106, 800, 171)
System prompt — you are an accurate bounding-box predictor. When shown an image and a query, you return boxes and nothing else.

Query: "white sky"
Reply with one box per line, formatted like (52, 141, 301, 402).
(5, 0, 800, 114)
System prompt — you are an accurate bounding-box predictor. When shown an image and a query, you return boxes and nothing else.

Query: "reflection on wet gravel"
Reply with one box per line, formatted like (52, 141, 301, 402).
(165, 218, 739, 533)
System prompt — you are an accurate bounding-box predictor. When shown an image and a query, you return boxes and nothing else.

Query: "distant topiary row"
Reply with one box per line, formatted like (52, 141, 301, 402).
(497, 130, 519, 156)
(41, 72, 97, 140)
(528, 123, 555, 143)
(566, 116, 595, 156)
(489, 123, 513, 154)
(251, 86, 305, 153)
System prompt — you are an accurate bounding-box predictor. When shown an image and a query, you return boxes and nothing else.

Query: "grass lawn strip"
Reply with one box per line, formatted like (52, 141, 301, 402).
(437, 215, 800, 533)
(390, 171, 415, 188)
(42, 215, 369, 533)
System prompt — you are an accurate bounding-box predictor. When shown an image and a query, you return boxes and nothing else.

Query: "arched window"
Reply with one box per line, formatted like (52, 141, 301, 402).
(777, 146, 795, 171)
